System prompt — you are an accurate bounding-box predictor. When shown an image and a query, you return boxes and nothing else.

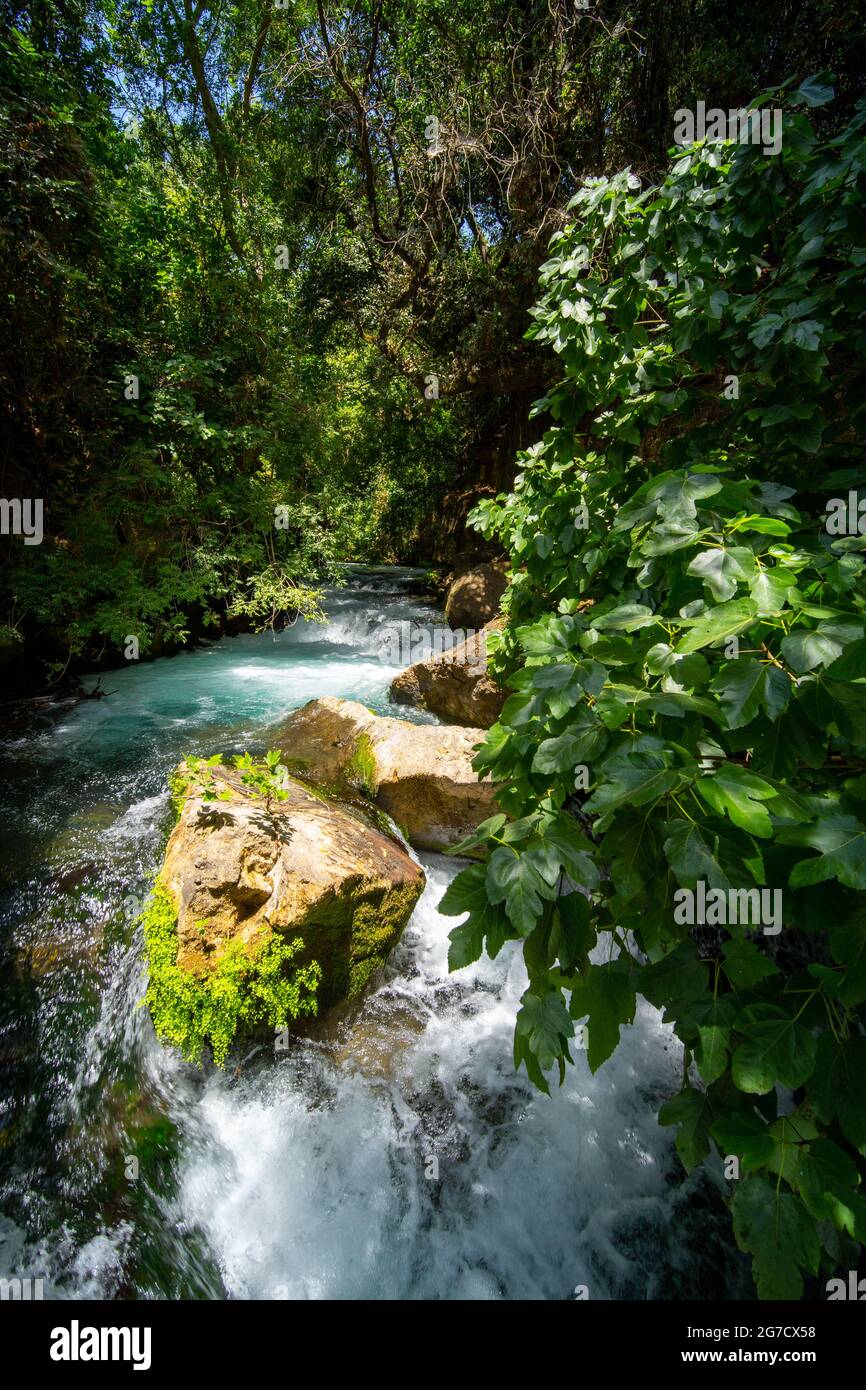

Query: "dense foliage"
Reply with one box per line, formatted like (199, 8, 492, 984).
(442, 82, 866, 1298)
(5, 1, 864, 690)
(5, 0, 866, 1302)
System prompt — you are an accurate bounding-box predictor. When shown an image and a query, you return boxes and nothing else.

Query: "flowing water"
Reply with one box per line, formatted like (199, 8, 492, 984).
(0, 567, 746, 1300)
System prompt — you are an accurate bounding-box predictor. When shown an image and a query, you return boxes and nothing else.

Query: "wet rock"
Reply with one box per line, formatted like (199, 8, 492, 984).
(390, 619, 506, 727)
(160, 762, 425, 1008)
(444, 561, 508, 630)
(300, 991, 430, 1082)
(275, 697, 498, 853)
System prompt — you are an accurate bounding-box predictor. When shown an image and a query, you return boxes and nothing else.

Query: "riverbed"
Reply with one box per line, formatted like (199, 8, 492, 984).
(0, 567, 745, 1299)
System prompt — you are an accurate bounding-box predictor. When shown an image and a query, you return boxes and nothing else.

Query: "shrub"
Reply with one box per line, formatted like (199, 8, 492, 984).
(440, 78, 866, 1298)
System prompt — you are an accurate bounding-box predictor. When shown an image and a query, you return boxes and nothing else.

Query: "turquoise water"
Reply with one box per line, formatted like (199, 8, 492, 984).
(0, 568, 745, 1300)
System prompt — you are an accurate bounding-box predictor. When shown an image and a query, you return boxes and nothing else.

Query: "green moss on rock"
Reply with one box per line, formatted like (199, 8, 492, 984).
(344, 731, 378, 799)
(140, 878, 321, 1066)
(167, 767, 196, 825)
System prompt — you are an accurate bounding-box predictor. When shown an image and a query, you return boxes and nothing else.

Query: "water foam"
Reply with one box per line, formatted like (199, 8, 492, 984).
(172, 858, 717, 1300)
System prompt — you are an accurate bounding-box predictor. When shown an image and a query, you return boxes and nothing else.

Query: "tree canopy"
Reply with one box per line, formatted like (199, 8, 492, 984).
(4, 0, 864, 685)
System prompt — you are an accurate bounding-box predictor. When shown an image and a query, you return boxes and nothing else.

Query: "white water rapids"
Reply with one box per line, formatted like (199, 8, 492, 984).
(0, 567, 746, 1299)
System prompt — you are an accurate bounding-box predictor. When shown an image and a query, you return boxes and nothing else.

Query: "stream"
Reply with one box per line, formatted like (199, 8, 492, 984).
(0, 566, 746, 1300)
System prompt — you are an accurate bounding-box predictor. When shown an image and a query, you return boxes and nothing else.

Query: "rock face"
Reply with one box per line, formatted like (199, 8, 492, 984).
(444, 561, 508, 630)
(161, 764, 425, 1007)
(390, 619, 506, 728)
(275, 697, 497, 852)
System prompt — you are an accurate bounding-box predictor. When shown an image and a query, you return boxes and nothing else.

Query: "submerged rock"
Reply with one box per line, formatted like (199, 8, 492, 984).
(146, 763, 425, 1063)
(297, 989, 430, 1083)
(275, 696, 498, 852)
(389, 618, 505, 727)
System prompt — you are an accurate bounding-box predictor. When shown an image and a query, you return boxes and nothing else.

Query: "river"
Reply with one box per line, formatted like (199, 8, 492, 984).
(0, 567, 745, 1299)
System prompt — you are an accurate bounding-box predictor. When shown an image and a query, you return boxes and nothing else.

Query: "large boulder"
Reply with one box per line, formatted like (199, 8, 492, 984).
(444, 561, 508, 630)
(389, 619, 506, 728)
(275, 697, 497, 852)
(159, 763, 425, 1010)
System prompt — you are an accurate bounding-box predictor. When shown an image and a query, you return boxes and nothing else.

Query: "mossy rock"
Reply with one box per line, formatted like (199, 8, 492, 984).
(144, 763, 426, 1065)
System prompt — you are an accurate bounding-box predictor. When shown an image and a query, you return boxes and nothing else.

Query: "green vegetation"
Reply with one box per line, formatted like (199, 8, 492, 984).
(233, 750, 291, 813)
(141, 879, 320, 1067)
(171, 751, 291, 816)
(345, 733, 378, 800)
(441, 83, 866, 1298)
(5, 0, 866, 1303)
(7, 2, 865, 691)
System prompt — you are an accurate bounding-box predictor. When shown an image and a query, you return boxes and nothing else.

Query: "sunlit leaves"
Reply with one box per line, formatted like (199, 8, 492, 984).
(674, 599, 758, 655)
(451, 87, 866, 1304)
(687, 546, 754, 601)
(695, 764, 776, 837)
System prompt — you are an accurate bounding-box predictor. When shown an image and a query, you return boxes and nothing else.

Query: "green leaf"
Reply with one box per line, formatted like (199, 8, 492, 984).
(797, 675, 866, 743)
(749, 568, 794, 615)
(687, 547, 754, 602)
(539, 818, 600, 887)
(486, 846, 545, 935)
(603, 811, 658, 902)
(796, 1139, 866, 1242)
(591, 602, 659, 632)
(825, 638, 866, 680)
(696, 763, 776, 838)
(617, 472, 722, 529)
(789, 74, 835, 107)
(551, 893, 595, 971)
(532, 728, 604, 774)
(675, 599, 758, 655)
(830, 910, 866, 1006)
(782, 815, 866, 890)
(781, 620, 863, 674)
(721, 940, 779, 988)
(447, 917, 485, 970)
(731, 1004, 817, 1093)
(710, 1110, 775, 1171)
(584, 764, 687, 815)
(695, 1024, 730, 1084)
(732, 1179, 820, 1299)
(809, 1034, 866, 1155)
(641, 941, 710, 1010)
(711, 658, 791, 728)
(664, 818, 731, 890)
(658, 1086, 714, 1171)
(568, 963, 635, 1072)
(515, 990, 574, 1071)
(448, 813, 507, 857)
(646, 642, 676, 674)
(437, 864, 489, 917)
